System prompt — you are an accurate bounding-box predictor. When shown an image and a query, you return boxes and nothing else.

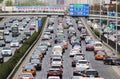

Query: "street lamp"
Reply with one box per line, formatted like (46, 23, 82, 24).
(116, 0, 118, 53)
(100, 0, 102, 41)
(106, 5, 109, 44)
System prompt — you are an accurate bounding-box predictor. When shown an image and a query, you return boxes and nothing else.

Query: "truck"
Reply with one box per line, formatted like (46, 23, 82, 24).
(12, 26, 19, 37)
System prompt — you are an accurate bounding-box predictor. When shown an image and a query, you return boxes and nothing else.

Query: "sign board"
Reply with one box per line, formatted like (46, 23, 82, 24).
(69, 4, 89, 16)
(108, 12, 117, 16)
(1, 6, 65, 12)
(38, 20, 42, 27)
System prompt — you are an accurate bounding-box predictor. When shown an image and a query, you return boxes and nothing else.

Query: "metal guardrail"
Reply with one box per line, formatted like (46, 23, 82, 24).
(7, 17, 47, 79)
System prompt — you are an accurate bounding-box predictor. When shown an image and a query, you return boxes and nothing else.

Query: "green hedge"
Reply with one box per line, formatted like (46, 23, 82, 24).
(0, 17, 46, 79)
(93, 29, 100, 37)
(0, 0, 3, 3)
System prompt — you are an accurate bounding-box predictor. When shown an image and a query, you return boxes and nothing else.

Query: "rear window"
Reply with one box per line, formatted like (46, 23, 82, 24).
(95, 44, 102, 47)
(86, 71, 98, 76)
(78, 61, 87, 64)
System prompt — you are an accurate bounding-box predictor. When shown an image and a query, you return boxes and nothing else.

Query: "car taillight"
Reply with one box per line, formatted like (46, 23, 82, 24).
(19, 77, 23, 79)
(76, 63, 79, 65)
(74, 70, 78, 73)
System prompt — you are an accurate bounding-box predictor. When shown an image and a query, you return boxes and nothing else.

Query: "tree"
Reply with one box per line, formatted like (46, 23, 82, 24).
(5, 0, 13, 6)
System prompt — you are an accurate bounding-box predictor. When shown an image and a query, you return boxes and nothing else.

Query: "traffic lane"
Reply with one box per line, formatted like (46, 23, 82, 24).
(82, 41, 120, 79)
(62, 26, 73, 79)
(34, 17, 57, 79)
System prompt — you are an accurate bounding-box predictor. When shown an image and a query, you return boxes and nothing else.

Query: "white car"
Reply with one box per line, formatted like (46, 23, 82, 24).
(42, 34, 51, 40)
(51, 57, 62, 66)
(1, 47, 12, 56)
(48, 76, 60, 79)
(76, 60, 90, 69)
(52, 45, 63, 56)
(19, 73, 34, 79)
(73, 45, 81, 52)
(72, 76, 104, 79)
(70, 49, 79, 57)
(10, 40, 19, 47)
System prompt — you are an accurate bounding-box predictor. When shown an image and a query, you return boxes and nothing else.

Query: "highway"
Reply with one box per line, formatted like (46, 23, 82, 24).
(13, 16, 120, 79)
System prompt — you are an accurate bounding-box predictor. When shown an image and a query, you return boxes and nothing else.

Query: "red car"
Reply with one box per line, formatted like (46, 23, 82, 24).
(86, 44, 94, 51)
(47, 68, 62, 78)
(29, 26, 35, 30)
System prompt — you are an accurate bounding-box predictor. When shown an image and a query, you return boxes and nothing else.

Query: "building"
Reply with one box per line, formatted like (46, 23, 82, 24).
(57, 0, 64, 5)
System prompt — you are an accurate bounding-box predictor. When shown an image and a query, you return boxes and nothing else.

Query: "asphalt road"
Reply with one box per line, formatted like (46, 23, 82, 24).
(14, 16, 120, 79)
(0, 17, 35, 62)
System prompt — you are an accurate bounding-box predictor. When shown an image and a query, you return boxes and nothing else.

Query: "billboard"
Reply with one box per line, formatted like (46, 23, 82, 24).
(69, 4, 89, 16)
(2, 6, 65, 12)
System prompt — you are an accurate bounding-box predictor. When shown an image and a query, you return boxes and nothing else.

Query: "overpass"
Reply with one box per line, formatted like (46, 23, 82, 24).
(0, 12, 120, 21)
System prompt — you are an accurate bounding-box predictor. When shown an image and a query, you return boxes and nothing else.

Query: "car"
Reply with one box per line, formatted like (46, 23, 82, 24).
(40, 41, 52, 47)
(48, 25, 54, 33)
(30, 58, 42, 70)
(0, 53, 4, 63)
(1, 47, 12, 56)
(85, 36, 92, 44)
(42, 34, 51, 40)
(86, 44, 94, 51)
(30, 52, 43, 60)
(70, 49, 79, 57)
(0, 40, 5, 46)
(51, 57, 63, 67)
(82, 69, 99, 78)
(72, 76, 104, 79)
(73, 67, 86, 76)
(72, 54, 85, 67)
(22, 63, 36, 75)
(4, 29, 9, 35)
(29, 26, 35, 30)
(95, 51, 107, 60)
(47, 68, 62, 78)
(76, 60, 90, 69)
(68, 27, 76, 35)
(73, 45, 81, 52)
(94, 41, 104, 55)
(103, 55, 120, 65)
(24, 30, 31, 36)
(63, 40, 68, 49)
(18, 73, 34, 79)
(10, 40, 19, 47)
(48, 76, 60, 79)
(4, 36, 12, 43)
(52, 45, 63, 56)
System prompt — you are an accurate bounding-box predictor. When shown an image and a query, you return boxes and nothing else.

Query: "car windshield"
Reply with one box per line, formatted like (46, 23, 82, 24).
(49, 70, 60, 73)
(31, 59, 40, 63)
(86, 71, 98, 76)
(78, 61, 87, 64)
(3, 47, 10, 50)
(24, 64, 34, 69)
(74, 56, 83, 60)
(95, 44, 102, 47)
(20, 74, 32, 77)
(97, 52, 105, 55)
(53, 59, 61, 61)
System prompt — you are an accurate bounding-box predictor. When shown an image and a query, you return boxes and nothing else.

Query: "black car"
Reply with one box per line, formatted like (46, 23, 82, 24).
(73, 67, 86, 76)
(0, 53, 4, 64)
(103, 56, 120, 65)
(82, 69, 99, 77)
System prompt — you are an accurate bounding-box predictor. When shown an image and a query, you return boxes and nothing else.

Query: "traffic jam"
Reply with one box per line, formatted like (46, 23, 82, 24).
(0, 16, 37, 64)
(18, 16, 120, 79)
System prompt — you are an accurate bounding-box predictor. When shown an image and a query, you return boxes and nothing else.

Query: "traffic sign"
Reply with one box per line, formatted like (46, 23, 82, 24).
(69, 4, 89, 16)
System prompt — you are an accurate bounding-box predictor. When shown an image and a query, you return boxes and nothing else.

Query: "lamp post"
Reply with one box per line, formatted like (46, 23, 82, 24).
(106, 5, 109, 44)
(100, 0, 102, 41)
(116, 0, 118, 53)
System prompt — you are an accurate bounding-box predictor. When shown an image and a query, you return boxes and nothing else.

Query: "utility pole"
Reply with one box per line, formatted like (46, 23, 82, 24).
(116, 0, 118, 53)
